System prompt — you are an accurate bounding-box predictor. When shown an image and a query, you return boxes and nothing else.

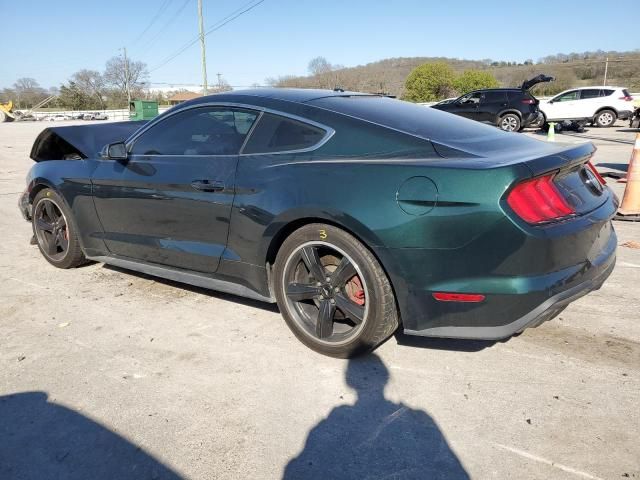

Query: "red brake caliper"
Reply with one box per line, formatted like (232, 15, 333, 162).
(347, 276, 365, 306)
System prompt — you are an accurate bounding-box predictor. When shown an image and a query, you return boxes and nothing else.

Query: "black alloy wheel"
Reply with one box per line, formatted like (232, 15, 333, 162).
(283, 242, 368, 343)
(274, 224, 398, 358)
(32, 189, 87, 268)
(34, 197, 69, 261)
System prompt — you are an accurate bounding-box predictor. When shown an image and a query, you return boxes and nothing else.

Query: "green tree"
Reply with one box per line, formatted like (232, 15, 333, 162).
(453, 70, 499, 95)
(58, 81, 93, 110)
(403, 62, 456, 102)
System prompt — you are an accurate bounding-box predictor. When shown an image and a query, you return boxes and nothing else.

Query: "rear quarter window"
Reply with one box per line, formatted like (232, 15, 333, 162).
(242, 113, 327, 154)
(601, 89, 615, 97)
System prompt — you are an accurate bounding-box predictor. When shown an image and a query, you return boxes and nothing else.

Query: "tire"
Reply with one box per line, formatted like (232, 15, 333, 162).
(498, 113, 521, 132)
(32, 188, 87, 269)
(273, 224, 399, 358)
(594, 109, 616, 128)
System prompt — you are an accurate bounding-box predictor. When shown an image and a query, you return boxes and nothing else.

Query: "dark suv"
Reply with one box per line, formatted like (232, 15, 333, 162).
(432, 74, 553, 132)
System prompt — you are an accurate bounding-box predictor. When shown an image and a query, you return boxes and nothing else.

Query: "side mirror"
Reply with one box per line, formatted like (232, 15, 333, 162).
(105, 142, 128, 161)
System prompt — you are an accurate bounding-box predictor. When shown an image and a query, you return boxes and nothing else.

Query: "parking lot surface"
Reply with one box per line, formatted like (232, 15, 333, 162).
(1, 120, 639, 479)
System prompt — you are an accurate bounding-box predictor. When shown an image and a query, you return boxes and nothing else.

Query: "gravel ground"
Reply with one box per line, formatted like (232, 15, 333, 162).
(1, 120, 639, 480)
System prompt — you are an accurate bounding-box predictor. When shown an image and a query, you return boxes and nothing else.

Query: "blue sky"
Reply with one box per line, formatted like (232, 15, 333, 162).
(1, 0, 637, 90)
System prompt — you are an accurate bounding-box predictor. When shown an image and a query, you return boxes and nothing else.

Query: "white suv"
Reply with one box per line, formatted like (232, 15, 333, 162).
(539, 86, 634, 127)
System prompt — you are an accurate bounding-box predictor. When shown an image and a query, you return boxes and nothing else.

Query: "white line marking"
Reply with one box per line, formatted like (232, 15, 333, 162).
(4, 276, 49, 289)
(494, 443, 604, 480)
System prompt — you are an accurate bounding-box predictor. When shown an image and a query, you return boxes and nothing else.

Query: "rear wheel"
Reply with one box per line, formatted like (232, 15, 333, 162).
(499, 113, 521, 132)
(594, 109, 616, 127)
(274, 224, 398, 358)
(32, 189, 87, 268)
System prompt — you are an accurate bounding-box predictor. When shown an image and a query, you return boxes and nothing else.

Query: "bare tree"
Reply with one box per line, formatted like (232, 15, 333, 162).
(104, 56, 149, 105)
(71, 70, 107, 109)
(308, 57, 333, 76)
(12, 78, 48, 108)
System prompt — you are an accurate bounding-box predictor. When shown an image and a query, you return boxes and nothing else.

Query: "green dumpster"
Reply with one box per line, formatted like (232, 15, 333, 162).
(129, 100, 158, 120)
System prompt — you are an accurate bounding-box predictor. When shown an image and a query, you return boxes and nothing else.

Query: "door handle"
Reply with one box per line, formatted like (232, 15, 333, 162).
(191, 179, 225, 192)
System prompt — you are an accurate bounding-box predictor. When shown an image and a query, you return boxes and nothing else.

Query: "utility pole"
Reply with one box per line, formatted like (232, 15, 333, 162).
(603, 57, 609, 86)
(217, 72, 222, 90)
(122, 47, 131, 106)
(198, 0, 208, 95)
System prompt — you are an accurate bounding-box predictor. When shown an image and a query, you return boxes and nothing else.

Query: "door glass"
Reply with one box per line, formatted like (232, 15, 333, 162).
(580, 89, 600, 100)
(481, 91, 506, 103)
(131, 107, 259, 156)
(554, 91, 579, 102)
(458, 92, 482, 104)
(242, 113, 327, 154)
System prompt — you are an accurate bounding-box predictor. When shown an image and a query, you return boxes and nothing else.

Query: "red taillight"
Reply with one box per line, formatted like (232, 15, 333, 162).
(620, 96, 633, 101)
(507, 174, 575, 224)
(521, 98, 535, 104)
(586, 161, 606, 185)
(433, 292, 485, 303)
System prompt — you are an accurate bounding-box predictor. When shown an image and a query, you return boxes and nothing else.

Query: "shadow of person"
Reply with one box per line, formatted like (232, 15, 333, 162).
(283, 354, 469, 480)
(0, 391, 182, 480)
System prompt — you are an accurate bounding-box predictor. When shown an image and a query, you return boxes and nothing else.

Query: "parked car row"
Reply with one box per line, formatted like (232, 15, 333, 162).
(431, 75, 634, 132)
(43, 112, 109, 121)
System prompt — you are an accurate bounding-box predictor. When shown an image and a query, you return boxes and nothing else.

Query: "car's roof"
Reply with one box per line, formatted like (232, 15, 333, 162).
(569, 86, 626, 90)
(466, 88, 523, 94)
(188, 88, 375, 106)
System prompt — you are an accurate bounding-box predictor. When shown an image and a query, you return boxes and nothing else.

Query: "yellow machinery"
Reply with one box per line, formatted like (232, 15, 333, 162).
(0, 101, 15, 122)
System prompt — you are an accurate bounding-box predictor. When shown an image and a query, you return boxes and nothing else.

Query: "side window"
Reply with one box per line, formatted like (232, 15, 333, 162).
(131, 107, 258, 156)
(554, 91, 579, 102)
(242, 113, 327, 154)
(459, 92, 482, 104)
(481, 91, 505, 103)
(580, 89, 601, 100)
(601, 89, 615, 97)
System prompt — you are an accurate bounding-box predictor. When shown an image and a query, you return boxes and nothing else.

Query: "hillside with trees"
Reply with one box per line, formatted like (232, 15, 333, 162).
(269, 50, 640, 99)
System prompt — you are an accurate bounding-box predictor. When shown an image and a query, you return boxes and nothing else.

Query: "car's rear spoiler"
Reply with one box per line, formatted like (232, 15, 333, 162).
(30, 121, 147, 161)
(520, 74, 554, 90)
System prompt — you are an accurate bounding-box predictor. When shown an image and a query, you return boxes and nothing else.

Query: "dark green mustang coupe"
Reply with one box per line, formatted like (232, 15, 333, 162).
(20, 89, 617, 357)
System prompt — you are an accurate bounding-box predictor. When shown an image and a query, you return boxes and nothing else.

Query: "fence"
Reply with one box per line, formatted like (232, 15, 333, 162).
(28, 107, 171, 121)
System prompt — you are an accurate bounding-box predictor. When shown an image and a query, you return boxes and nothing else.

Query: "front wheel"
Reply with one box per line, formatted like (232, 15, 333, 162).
(32, 188, 87, 268)
(594, 109, 616, 127)
(499, 113, 521, 132)
(274, 224, 399, 358)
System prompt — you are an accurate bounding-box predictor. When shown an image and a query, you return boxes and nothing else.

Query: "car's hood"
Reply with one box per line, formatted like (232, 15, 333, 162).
(521, 74, 554, 90)
(30, 121, 147, 161)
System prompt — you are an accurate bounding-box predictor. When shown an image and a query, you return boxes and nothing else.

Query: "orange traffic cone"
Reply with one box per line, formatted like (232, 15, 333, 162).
(615, 133, 640, 221)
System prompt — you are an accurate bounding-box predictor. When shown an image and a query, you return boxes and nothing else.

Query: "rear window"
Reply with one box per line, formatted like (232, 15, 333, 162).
(308, 95, 529, 153)
(242, 113, 327, 154)
(622, 89, 631, 97)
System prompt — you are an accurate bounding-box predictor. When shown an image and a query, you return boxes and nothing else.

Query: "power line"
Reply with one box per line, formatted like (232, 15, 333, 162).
(131, 0, 174, 46)
(136, 0, 193, 57)
(149, 0, 265, 73)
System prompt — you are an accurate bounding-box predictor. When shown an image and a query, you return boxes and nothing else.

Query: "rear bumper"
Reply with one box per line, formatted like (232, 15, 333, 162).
(404, 252, 615, 339)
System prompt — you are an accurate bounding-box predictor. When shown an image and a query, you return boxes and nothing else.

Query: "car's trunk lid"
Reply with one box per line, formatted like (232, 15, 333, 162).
(520, 74, 554, 91)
